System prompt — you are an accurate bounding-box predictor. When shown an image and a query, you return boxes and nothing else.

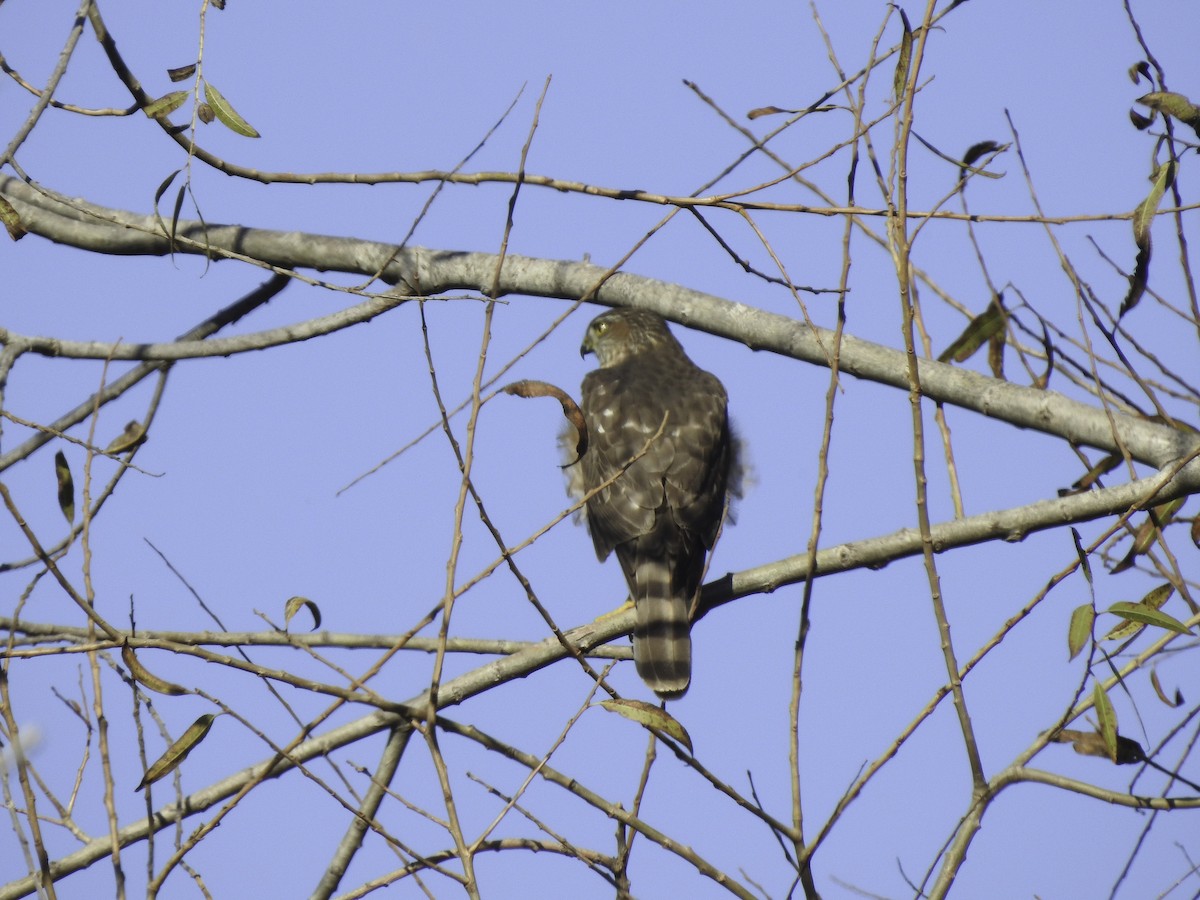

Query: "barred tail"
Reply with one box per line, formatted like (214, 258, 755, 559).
(632, 559, 692, 700)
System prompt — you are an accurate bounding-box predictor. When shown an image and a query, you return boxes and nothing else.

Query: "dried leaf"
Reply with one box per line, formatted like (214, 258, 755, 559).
(284, 596, 322, 631)
(892, 8, 913, 100)
(136, 713, 218, 791)
(1054, 728, 1144, 765)
(1128, 61, 1151, 84)
(502, 379, 588, 464)
(937, 296, 1006, 364)
(598, 699, 693, 753)
(961, 140, 1002, 169)
(122, 647, 188, 696)
(1092, 684, 1119, 763)
(1149, 667, 1182, 708)
(167, 63, 197, 83)
(203, 81, 261, 138)
(1067, 604, 1093, 661)
(1121, 160, 1176, 318)
(142, 90, 189, 120)
(54, 450, 74, 525)
(0, 194, 25, 241)
(1067, 452, 1121, 494)
(106, 420, 148, 454)
(747, 106, 793, 120)
(196, 101, 215, 125)
(1128, 109, 1154, 130)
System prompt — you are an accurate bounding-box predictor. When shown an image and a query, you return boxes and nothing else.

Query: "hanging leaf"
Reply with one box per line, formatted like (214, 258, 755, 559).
(122, 647, 188, 696)
(1054, 728, 1144, 765)
(598, 698, 693, 753)
(1067, 452, 1121, 494)
(136, 713, 219, 791)
(1127, 61, 1151, 85)
(502, 379, 588, 464)
(1071, 528, 1093, 585)
(1101, 583, 1175, 642)
(1149, 667, 1182, 708)
(937, 295, 1006, 364)
(747, 106, 796, 120)
(284, 596, 322, 631)
(1121, 160, 1176, 318)
(167, 63, 197, 83)
(202, 82, 261, 138)
(892, 8, 913, 100)
(54, 450, 75, 525)
(1066, 604, 1093, 661)
(1111, 497, 1185, 573)
(1092, 684, 1119, 763)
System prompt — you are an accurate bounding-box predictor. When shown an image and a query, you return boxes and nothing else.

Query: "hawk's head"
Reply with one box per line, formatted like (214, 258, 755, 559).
(580, 308, 681, 367)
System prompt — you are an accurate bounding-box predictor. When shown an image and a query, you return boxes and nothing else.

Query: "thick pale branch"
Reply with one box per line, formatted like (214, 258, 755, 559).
(1, 176, 1194, 470)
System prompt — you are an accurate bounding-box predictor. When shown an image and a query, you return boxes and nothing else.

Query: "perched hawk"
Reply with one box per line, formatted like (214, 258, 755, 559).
(567, 308, 738, 700)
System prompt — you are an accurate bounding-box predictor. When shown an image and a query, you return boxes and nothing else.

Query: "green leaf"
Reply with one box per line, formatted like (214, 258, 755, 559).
(1067, 604, 1093, 661)
(1092, 683, 1118, 763)
(54, 450, 74, 525)
(1136, 91, 1200, 137)
(143, 90, 189, 120)
(284, 596, 322, 631)
(1105, 597, 1191, 638)
(598, 699, 693, 753)
(1102, 583, 1174, 641)
(203, 81, 261, 138)
(136, 713, 218, 791)
(105, 420, 148, 454)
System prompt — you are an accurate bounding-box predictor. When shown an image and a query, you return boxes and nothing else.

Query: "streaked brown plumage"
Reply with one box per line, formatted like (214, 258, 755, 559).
(566, 308, 737, 700)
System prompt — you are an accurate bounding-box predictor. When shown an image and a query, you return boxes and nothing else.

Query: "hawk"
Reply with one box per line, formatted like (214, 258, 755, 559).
(566, 308, 738, 700)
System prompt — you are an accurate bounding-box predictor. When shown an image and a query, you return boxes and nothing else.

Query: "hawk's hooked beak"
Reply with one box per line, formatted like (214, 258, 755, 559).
(579, 330, 594, 359)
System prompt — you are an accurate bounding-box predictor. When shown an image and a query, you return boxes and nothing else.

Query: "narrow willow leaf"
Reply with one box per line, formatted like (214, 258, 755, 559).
(937, 297, 1006, 364)
(1121, 160, 1176, 317)
(598, 699, 693, 753)
(122, 647, 187, 696)
(1070, 528, 1092, 584)
(1067, 604, 1093, 661)
(143, 90, 189, 120)
(0, 194, 25, 240)
(1102, 583, 1175, 641)
(1069, 452, 1121, 494)
(54, 450, 74, 525)
(284, 596, 322, 631)
(167, 63, 197, 83)
(136, 713, 218, 791)
(892, 8, 913, 99)
(1106, 598, 1191, 638)
(203, 82, 261, 138)
(1092, 684, 1118, 763)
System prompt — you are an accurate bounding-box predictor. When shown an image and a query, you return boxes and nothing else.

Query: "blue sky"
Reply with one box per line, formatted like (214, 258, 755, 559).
(2, 1, 1199, 897)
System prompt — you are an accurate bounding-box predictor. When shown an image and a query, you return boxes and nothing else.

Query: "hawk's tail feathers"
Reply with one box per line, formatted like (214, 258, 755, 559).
(631, 559, 691, 700)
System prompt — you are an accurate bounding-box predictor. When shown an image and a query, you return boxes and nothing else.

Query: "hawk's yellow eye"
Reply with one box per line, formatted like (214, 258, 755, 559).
(594, 321, 610, 336)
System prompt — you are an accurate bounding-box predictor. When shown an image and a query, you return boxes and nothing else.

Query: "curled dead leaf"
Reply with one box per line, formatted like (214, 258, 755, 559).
(502, 379, 588, 464)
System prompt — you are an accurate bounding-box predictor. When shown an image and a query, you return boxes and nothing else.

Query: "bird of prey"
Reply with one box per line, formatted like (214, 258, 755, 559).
(566, 307, 738, 700)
